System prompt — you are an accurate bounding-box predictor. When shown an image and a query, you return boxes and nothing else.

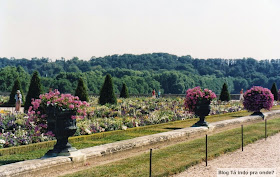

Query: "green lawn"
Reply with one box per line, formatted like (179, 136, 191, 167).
(64, 117, 280, 177)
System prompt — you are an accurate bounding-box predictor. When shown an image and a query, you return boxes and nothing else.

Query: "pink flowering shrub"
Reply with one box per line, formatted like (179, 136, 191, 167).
(184, 86, 217, 112)
(27, 89, 89, 135)
(243, 86, 274, 112)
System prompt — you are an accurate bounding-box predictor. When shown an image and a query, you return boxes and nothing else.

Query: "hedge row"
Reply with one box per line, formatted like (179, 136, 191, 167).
(0, 141, 56, 156)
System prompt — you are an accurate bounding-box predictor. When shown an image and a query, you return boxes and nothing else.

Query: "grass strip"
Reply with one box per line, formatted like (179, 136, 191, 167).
(64, 117, 280, 177)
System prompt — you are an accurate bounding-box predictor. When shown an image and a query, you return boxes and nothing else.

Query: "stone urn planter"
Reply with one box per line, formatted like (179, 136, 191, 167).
(44, 106, 77, 157)
(243, 86, 274, 120)
(250, 111, 264, 119)
(26, 90, 88, 159)
(193, 99, 211, 127)
(185, 87, 216, 127)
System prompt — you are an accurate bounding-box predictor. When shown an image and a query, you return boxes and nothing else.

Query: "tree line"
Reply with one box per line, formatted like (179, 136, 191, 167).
(1, 53, 280, 95)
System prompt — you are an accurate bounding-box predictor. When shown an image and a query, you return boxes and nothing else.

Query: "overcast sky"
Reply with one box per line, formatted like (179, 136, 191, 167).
(0, 0, 280, 60)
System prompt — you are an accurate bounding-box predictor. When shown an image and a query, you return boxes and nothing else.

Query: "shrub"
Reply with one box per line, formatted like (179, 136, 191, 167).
(75, 77, 89, 102)
(99, 74, 117, 105)
(120, 83, 129, 98)
(219, 83, 231, 102)
(8, 78, 24, 105)
(270, 83, 278, 101)
(24, 71, 42, 111)
(185, 86, 216, 112)
(243, 86, 274, 112)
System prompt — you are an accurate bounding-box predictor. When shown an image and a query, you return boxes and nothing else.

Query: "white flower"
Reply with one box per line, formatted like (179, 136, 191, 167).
(0, 139, 5, 144)
(122, 125, 127, 130)
(85, 128, 92, 134)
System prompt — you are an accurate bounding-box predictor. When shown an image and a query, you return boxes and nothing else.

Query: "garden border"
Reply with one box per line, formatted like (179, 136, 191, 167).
(0, 111, 244, 156)
(1, 110, 280, 177)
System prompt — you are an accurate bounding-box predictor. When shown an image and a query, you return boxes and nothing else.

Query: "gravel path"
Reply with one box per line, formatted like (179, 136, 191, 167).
(173, 132, 280, 177)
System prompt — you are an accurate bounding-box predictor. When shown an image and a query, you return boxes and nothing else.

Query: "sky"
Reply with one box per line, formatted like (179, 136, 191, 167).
(0, 0, 280, 60)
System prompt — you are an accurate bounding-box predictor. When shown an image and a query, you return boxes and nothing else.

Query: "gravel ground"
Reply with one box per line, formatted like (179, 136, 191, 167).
(173, 133, 280, 177)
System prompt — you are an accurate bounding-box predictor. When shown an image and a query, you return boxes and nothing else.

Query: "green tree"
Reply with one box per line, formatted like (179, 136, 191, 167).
(120, 83, 129, 98)
(75, 77, 89, 101)
(8, 78, 24, 106)
(0, 66, 30, 93)
(155, 71, 185, 94)
(52, 79, 72, 94)
(24, 71, 42, 111)
(99, 74, 117, 105)
(270, 82, 278, 101)
(219, 83, 231, 101)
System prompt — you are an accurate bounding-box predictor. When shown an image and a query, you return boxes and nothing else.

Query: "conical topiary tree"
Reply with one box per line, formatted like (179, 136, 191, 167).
(8, 78, 24, 106)
(120, 83, 129, 98)
(99, 74, 117, 105)
(271, 82, 278, 101)
(24, 71, 42, 111)
(75, 77, 89, 102)
(219, 83, 231, 101)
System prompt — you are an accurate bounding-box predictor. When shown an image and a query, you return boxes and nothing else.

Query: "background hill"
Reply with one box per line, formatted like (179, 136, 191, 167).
(1, 53, 279, 95)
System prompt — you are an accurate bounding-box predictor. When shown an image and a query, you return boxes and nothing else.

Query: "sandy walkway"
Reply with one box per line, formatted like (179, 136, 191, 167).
(0, 107, 24, 113)
(173, 133, 280, 177)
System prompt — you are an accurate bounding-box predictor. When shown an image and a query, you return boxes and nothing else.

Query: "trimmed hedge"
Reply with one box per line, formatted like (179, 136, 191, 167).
(219, 83, 231, 101)
(24, 71, 42, 111)
(99, 74, 117, 105)
(75, 77, 89, 102)
(120, 83, 129, 98)
(0, 141, 56, 156)
(271, 82, 278, 101)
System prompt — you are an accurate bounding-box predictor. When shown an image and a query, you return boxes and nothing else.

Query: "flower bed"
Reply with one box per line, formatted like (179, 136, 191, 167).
(0, 96, 244, 149)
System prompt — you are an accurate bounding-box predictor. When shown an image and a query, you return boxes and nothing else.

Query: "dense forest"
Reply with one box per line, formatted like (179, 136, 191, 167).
(0, 53, 279, 95)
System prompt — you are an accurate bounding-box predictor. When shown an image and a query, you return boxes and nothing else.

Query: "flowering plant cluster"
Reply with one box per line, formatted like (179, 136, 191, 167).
(243, 86, 274, 112)
(27, 90, 89, 135)
(184, 86, 217, 112)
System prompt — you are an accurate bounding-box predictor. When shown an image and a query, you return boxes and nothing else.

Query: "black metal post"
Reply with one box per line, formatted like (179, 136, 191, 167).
(265, 119, 267, 140)
(242, 125, 243, 151)
(206, 134, 208, 166)
(150, 149, 152, 177)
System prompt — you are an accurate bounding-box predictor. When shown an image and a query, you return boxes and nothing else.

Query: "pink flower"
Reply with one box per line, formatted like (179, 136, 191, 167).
(69, 104, 74, 109)
(184, 86, 216, 112)
(243, 86, 273, 112)
(27, 89, 89, 137)
(28, 106, 33, 112)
